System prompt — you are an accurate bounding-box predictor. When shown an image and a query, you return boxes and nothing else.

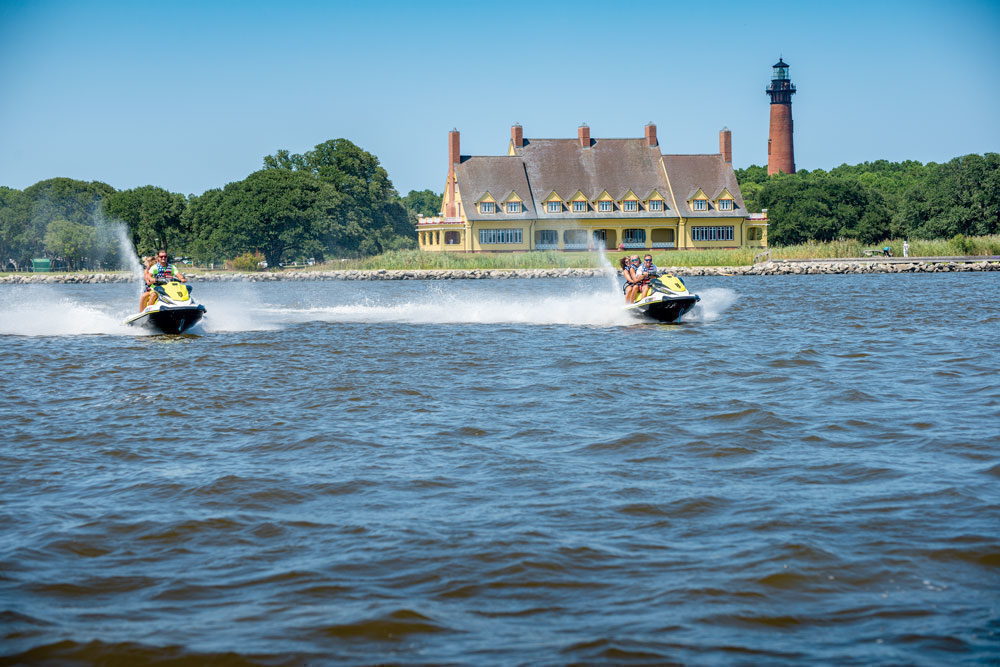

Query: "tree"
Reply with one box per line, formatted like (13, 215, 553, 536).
(0, 187, 33, 268)
(401, 189, 442, 218)
(194, 169, 328, 268)
(756, 172, 890, 245)
(23, 177, 115, 233)
(103, 185, 187, 255)
(892, 154, 1000, 239)
(183, 187, 225, 264)
(19, 178, 116, 266)
(44, 219, 98, 270)
(263, 139, 416, 255)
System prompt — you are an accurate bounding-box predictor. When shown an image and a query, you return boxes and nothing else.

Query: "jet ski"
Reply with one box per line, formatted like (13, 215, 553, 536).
(624, 273, 700, 323)
(124, 279, 206, 334)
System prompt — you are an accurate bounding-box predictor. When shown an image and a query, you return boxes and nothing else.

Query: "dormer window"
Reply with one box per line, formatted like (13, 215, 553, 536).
(573, 201, 587, 212)
(547, 201, 562, 213)
(649, 200, 663, 212)
(623, 200, 638, 212)
(598, 201, 613, 212)
(693, 200, 708, 211)
(718, 199, 733, 211)
(506, 201, 521, 213)
(480, 202, 496, 214)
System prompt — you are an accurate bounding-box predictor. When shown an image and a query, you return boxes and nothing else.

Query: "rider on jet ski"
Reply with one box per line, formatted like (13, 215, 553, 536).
(634, 254, 660, 300)
(139, 251, 186, 311)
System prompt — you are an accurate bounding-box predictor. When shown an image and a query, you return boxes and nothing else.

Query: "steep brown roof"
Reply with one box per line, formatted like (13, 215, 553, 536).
(661, 154, 746, 218)
(515, 138, 677, 219)
(454, 135, 747, 221)
(456, 156, 535, 220)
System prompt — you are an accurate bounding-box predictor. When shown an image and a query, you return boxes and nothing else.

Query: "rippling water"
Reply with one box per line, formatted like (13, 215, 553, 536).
(2, 274, 998, 664)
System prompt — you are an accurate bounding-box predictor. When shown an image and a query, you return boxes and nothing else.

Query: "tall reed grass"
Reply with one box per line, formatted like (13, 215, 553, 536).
(311, 235, 1000, 271)
(15, 236, 993, 275)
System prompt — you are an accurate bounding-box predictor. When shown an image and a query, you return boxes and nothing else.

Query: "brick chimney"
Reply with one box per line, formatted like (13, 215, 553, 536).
(448, 128, 460, 168)
(511, 123, 523, 148)
(578, 123, 590, 148)
(719, 127, 732, 163)
(445, 129, 460, 217)
(644, 122, 657, 147)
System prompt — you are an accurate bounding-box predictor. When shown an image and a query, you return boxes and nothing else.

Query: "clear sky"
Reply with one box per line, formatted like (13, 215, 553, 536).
(1, 0, 998, 197)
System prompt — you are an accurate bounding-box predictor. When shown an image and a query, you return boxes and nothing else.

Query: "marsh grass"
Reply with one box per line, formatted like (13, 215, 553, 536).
(308, 235, 1000, 271)
(5, 236, 997, 276)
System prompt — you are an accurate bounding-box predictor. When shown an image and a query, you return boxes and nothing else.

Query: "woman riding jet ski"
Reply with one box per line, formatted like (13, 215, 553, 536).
(622, 255, 699, 323)
(123, 252, 206, 334)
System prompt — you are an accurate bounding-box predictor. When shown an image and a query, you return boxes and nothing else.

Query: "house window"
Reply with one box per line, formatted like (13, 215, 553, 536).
(693, 200, 708, 211)
(623, 200, 638, 212)
(444, 231, 461, 245)
(691, 226, 734, 241)
(649, 199, 663, 212)
(598, 201, 613, 212)
(718, 199, 733, 211)
(623, 229, 646, 245)
(536, 229, 558, 246)
(506, 201, 521, 213)
(480, 202, 495, 214)
(547, 201, 562, 213)
(573, 201, 587, 212)
(479, 228, 523, 244)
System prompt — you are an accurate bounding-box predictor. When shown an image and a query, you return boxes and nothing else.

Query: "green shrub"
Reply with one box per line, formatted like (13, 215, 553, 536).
(950, 234, 973, 255)
(227, 251, 265, 272)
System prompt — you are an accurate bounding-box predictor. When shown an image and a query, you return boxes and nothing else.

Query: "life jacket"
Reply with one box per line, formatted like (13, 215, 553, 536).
(151, 263, 176, 280)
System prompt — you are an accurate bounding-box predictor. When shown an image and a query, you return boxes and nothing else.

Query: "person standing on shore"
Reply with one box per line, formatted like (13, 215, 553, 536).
(903, 240, 910, 258)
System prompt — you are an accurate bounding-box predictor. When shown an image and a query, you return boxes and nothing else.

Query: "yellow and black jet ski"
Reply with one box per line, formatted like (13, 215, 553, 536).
(624, 273, 700, 323)
(124, 280, 206, 334)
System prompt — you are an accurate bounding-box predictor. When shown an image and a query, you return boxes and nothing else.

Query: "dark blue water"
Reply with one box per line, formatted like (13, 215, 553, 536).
(1, 274, 998, 664)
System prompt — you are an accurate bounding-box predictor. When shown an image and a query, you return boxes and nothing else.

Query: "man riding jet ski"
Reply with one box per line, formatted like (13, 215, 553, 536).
(123, 251, 206, 334)
(623, 254, 700, 323)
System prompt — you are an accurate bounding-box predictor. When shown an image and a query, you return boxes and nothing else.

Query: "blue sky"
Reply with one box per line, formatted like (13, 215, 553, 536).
(1, 0, 998, 197)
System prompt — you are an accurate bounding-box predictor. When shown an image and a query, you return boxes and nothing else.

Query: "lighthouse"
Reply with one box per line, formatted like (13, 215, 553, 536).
(766, 58, 796, 175)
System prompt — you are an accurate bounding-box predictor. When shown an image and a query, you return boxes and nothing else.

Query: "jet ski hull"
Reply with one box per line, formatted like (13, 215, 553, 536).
(125, 305, 206, 334)
(625, 295, 700, 323)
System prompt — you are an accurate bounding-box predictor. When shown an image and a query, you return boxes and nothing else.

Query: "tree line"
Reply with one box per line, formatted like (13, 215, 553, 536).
(2, 146, 996, 269)
(737, 153, 1000, 246)
(0, 139, 442, 270)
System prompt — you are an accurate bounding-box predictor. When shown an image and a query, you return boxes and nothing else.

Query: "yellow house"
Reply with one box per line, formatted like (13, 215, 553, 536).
(417, 123, 767, 252)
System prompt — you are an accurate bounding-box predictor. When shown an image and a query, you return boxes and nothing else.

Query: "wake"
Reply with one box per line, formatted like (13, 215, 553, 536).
(0, 284, 739, 336)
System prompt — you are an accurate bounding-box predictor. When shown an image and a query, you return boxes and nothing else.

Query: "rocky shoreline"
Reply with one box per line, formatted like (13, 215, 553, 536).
(2, 259, 998, 284)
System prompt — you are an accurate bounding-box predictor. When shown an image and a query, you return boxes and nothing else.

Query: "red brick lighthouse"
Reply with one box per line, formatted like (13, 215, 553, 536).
(766, 58, 796, 175)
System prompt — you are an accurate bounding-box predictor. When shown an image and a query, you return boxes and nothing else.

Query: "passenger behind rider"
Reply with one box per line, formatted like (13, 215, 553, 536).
(622, 255, 643, 303)
(138, 256, 155, 311)
(140, 251, 186, 312)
